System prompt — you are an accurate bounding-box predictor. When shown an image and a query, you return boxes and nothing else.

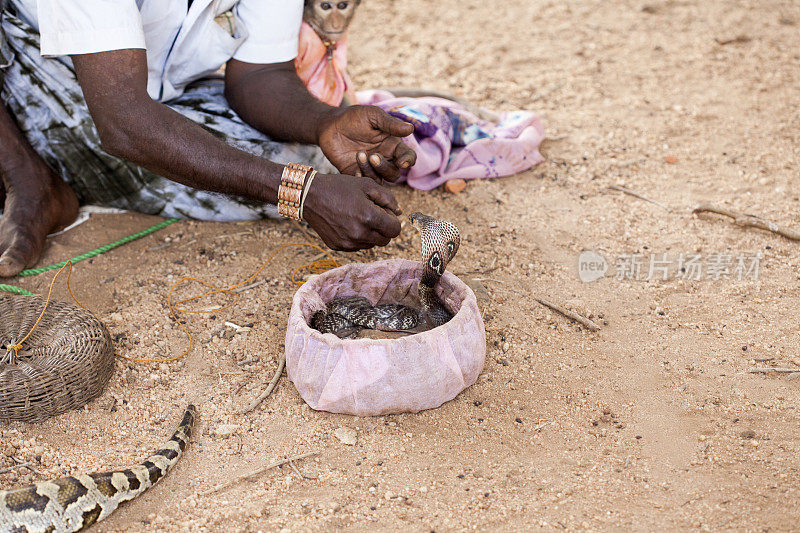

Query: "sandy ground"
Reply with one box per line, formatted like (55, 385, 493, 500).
(2, 0, 800, 530)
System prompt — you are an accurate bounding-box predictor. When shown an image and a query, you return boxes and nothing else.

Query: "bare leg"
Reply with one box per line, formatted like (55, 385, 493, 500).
(0, 103, 78, 276)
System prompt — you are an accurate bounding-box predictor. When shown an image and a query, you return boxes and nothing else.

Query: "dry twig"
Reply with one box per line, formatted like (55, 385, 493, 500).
(201, 451, 318, 495)
(693, 205, 800, 241)
(715, 35, 751, 45)
(0, 462, 30, 475)
(534, 298, 601, 332)
(9, 456, 42, 475)
(236, 354, 286, 414)
(748, 368, 800, 374)
(609, 185, 670, 211)
(233, 280, 266, 293)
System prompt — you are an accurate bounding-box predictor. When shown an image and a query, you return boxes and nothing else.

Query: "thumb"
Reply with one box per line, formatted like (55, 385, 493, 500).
(370, 108, 414, 137)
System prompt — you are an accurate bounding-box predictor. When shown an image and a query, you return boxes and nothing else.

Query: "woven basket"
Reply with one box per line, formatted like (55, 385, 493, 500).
(0, 294, 114, 423)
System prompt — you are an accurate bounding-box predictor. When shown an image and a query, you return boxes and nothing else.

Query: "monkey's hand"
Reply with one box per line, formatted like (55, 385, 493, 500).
(317, 105, 417, 183)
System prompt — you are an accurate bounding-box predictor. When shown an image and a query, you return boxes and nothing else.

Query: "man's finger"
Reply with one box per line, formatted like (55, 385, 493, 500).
(357, 152, 381, 182)
(369, 108, 414, 138)
(364, 181, 402, 216)
(366, 207, 401, 239)
(393, 142, 417, 170)
(368, 153, 402, 182)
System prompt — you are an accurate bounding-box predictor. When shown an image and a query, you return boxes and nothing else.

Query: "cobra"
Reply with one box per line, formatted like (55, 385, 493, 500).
(0, 405, 196, 533)
(312, 213, 461, 337)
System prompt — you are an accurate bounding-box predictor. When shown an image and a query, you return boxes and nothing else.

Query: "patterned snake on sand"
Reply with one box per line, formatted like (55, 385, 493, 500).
(312, 213, 461, 337)
(0, 406, 196, 533)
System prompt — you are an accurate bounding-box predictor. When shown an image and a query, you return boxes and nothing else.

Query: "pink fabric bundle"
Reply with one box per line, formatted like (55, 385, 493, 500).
(285, 259, 486, 416)
(356, 90, 546, 190)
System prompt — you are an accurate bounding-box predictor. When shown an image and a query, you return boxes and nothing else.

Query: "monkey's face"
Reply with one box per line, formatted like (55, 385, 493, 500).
(304, 0, 360, 43)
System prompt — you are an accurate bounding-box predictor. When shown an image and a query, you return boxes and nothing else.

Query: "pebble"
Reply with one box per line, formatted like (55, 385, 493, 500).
(334, 427, 358, 446)
(214, 424, 238, 438)
(444, 179, 467, 194)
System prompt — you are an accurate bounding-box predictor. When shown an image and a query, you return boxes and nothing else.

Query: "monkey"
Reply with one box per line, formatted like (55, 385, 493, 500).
(301, 0, 500, 122)
(303, 0, 361, 45)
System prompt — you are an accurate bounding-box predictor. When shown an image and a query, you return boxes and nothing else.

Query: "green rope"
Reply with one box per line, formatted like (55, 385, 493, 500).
(0, 217, 180, 294)
(0, 284, 33, 295)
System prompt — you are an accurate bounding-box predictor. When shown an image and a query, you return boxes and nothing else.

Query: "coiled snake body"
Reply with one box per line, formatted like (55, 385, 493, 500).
(0, 406, 196, 533)
(312, 213, 461, 337)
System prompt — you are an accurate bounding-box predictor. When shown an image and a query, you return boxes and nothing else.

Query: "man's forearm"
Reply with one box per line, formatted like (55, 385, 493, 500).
(104, 97, 284, 203)
(72, 50, 284, 204)
(224, 60, 342, 145)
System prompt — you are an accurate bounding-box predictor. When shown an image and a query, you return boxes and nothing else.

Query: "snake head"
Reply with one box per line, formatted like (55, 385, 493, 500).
(409, 212, 461, 278)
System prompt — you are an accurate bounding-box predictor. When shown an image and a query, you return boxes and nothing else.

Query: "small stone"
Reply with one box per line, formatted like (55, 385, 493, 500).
(334, 427, 357, 446)
(384, 491, 395, 500)
(740, 430, 756, 439)
(750, 439, 760, 448)
(444, 179, 467, 194)
(109, 312, 123, 322)
(214, 424, 238, 438)
(665, 155, 678, 164)
(502, 342, 510, 352)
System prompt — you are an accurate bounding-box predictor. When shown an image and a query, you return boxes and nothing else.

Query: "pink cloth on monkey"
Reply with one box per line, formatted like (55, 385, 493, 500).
(295, 22, 355, 107)
(356, 90, 546, 190)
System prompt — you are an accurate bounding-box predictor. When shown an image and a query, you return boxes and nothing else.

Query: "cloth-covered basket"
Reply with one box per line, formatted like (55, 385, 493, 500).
(285, 259, 486, 416)
(0, 295, 114, 422)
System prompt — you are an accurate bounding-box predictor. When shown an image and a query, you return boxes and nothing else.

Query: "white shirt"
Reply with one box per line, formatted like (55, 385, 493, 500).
(10, 0, 303, 102)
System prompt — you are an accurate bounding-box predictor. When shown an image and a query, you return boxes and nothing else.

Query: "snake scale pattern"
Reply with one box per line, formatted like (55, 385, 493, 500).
(0, 405, 196, 533)
(312, 213, 461, 337)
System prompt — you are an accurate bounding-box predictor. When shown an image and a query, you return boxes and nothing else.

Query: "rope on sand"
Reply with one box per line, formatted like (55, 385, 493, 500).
(0, 218, 180, 294)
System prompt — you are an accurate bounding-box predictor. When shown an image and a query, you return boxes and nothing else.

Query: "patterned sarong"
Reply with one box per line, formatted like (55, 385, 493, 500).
(0, 8, 333, 221)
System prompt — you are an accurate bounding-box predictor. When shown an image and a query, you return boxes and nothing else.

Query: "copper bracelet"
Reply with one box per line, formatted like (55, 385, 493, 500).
(277, 163, 312, 220)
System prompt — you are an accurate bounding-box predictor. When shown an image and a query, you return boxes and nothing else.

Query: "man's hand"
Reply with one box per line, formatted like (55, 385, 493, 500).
(317, 105, 417, 183)
(225, 60, 418, 184)
(303, 173, 402, 251)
